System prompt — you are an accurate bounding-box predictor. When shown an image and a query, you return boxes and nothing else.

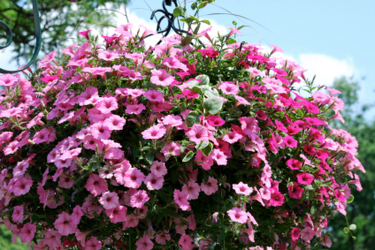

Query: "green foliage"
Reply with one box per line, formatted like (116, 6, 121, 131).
(0, 225, 29, 250)
(0, 0, 129, 66)
(328, 76, 375, 250)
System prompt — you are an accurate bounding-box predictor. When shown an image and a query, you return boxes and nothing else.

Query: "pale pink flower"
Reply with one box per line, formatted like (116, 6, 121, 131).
(162, 114, 183, 127)
(211, 148, 228, 165)
(320, 234, 332, 248)
(187, 124, 209, 144)
(130, 190, 150, 208)
(12, 205, 24, 223)
(141, 125, 166, 140)
(99, 191, 119, 210)
(161, 142, 181, 157)
(179, 234, 194, 250)
(201, 177, 218, 196)
(98, 168, 114, 179)
(348, 174, 363, 191)
(228, 25, 242, 37)
(105, 205, 127, 223)
(223, 130, 243, 144)
(0, 74, 18, 87)
(174, 189, 190, 211)
(162, 57, 188, 71)
(123, 167, 145, 189)
(83, 135, 101, 151)
(135, 235, 154, 250)
(85, 173, 108, 197)
(227, 207, 248, 224)
(58, 175, 74, 189)
(85, 236, 102, 250)
(104, 115, 126, 130)
(218, 81, 239, 95)
(233, 182, 253, 196)
(90, 122, 112, 140)
(150, 69, 175, 86)
(144, 173, 164, 190)
(150, 161, 167, 177)
(77, 86, 99, 106)
(95, 97, 118, 113)
(19, 223, 37, 243)
(300, 227, 315, 242)
(54, 212, 77, 236)
(13, 160, 29, 178)
(98, 50, 120, 61)
(144, 90, 164, 102)
(182, 181, 200, 200)
(125, 104, 146, 115)
(234, 95, 251, 107)
(334, 201, 347, 215)
(239, 117, 260, 136)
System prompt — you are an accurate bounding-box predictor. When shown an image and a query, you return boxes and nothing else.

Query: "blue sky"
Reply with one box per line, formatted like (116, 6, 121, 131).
(1, 0, 374, 118)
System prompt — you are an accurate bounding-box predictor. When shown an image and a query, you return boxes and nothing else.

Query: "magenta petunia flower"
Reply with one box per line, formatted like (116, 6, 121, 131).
(78, 30, 92, 40)
(291, 227, 300, 242)
(288, 182, 304, 199)
(206, 115, 225, 127)
(227, 207, 248, 224)
(296, 172, 314, 185)
(141, 124, 166, 140)
(144, 90, 165, 102)
(286, 158, 302, 170)
(268, 190, 285, 207)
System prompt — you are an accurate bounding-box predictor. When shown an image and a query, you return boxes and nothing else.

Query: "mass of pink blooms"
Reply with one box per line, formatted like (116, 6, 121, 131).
(0, 22, 365, 250)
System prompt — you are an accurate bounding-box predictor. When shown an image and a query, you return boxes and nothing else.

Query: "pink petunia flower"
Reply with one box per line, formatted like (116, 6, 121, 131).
(105, 205, 127, 223)
(141, 124, 166, 140)
(95, 97, 119, 114)
(85, 236, 102, 250)
(227, 207, 248, 224)
(135, 235, 154, 250)
(283, 135, 298, 148)
(90, 122, 112, 140)
(125, 104, 146, 115)
(223, 130, 243, 144)
(99, 191, 119, 210)
(291, 227, 300, 242)
(300, 227, 315, 242)
(150, 69, 175, 86)
(233, 182, 253, 196)
(150, 161, 167, 177)
(130, 190, 150, 208)
(10, 176, 33, 196)
(179, 234, 195, 250)
(54, 212, 77, 236)
(155, 231, 171, 245)
(200, 176, 218, 196)
(19, 223, 37, 243)
(268, 191, 285, 207)
(218, 81, 239, 95)
(187, 124, 209, 144)
(206, 115, 225, 127)
(123, 167, 145, 189)
(173, 189, 190, 211)
(182, 180, 200, 200)
(12, 205, 24, 223)
(144, 90, 164, 102)
(85, 173, 108, 197)
(78, 30, 92, 40)
(104, 115, 126, 130)
(97, 50, 120, 61)
(296, 172, 314, 185)
(194, 149, 214, 170)
(211, 149, 227, 165)
(144, 173, 164, 190)
(44, 229, 62, 249)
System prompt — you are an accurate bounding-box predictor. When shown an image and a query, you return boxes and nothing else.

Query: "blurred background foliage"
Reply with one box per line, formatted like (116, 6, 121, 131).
(0, 1, 374, 249)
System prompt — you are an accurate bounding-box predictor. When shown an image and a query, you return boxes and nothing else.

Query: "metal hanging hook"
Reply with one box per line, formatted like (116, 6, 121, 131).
(0, 0, 42, 74)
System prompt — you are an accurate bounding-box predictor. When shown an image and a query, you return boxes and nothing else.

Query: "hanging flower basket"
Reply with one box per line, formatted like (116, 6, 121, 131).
(0, 21, 364, 250)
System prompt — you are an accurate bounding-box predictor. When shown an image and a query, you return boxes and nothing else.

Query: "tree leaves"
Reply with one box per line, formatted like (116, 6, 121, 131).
(204, 97, 222, 114)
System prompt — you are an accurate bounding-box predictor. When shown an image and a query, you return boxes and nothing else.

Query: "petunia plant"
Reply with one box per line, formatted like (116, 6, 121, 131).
(0, 6, 365, 250)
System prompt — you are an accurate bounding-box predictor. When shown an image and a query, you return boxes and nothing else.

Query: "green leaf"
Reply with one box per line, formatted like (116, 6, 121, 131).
(145, 152, 155, 165)
(173, 6, 184, 17)
(196, 74, 210, 85)
(343, 227, 350, 234)
(227, 38, 237, 45)
(204, 88, 219, 98)
(198, 1, 208, 9)
(219, 231, 227, 243)
(347, 194, 354, 203)
(200, 19, 211, 25)
(188, 15, 200, 22)
(349, 224, 357, 231)
(182, 151, 195, 162)
(204, 97, 223, 114)
(186, 79, 200, 86)
(32, 215, 40, 222)
(185, 111, 201, 127)
(196, 141, 209, 150)
(304, 185, 314, 190)
(310, 205, 317, 215)
(201, 142, 213, 156)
